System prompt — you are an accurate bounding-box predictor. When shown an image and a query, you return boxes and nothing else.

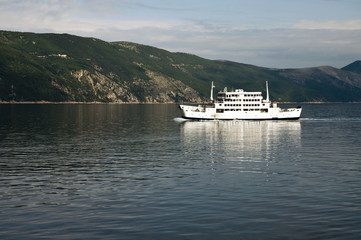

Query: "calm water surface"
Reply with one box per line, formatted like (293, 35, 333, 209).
(0, 103, 361, 239)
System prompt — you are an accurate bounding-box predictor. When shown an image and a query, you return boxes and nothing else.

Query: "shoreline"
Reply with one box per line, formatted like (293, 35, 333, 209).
(1, 101, 361, 104)
(0, 101, 179, 105)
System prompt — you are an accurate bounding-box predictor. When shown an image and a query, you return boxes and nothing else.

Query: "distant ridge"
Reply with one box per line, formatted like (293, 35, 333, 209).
(342, 60, 361, 74)
(1, 30, 361, 102)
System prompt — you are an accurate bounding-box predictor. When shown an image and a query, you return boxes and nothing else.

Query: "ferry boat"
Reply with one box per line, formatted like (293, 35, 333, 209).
(179, 81, 302, 120)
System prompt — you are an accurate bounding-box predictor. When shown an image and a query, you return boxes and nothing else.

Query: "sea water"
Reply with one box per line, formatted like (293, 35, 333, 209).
(0, 103, 360, 239)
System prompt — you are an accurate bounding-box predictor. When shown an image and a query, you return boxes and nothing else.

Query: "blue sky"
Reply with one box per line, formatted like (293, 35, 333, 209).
(1, 0, 361, 68)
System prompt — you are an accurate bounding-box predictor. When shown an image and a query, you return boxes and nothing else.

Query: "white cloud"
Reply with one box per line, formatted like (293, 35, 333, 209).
(1, 0, 360, 68)
(293, 20, 361, 30)
(138, 27, 361, 68)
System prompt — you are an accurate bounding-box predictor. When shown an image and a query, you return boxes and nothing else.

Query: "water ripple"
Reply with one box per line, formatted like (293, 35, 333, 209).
(1, 104, 361, 239)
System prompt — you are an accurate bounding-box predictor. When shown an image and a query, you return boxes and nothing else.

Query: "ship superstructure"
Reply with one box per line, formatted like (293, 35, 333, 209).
(179, 82, 302, 120)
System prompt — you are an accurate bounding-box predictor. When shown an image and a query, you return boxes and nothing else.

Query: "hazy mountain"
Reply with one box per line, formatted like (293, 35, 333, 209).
(1, 30, 361, 102)
(275, 66, 361, 102)
(342, 60, 361, 74)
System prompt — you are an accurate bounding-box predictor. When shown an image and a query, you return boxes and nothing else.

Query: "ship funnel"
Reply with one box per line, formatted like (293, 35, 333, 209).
(266, 81, 270, 102)
(210, 81, 215, 101)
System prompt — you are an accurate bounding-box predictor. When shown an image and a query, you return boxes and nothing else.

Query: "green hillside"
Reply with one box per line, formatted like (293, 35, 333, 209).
(1, 30, 361, 102)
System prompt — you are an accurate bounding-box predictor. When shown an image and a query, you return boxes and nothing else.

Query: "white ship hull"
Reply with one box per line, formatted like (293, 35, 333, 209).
(180, 104, 302, 120)
(179, 81, 302, 120)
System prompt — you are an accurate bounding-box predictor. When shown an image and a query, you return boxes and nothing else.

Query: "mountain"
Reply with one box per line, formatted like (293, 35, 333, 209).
(342, 61, 361, 74)
(274, 66, 361, 102)
(1, 30, 361, 102)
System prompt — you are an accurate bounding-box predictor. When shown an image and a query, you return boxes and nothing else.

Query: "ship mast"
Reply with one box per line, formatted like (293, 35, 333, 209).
(265, 81, 270, 103)
(210, 81, 215, 102)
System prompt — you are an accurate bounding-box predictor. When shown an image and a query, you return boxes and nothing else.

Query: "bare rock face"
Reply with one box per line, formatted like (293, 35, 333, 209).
(66, 69, 201, 103)
(144, 70, 201, 103)
(68, 69, 137, 102)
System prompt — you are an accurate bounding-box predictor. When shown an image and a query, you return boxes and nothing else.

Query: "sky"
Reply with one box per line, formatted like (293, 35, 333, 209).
(1, 0, 361, 68)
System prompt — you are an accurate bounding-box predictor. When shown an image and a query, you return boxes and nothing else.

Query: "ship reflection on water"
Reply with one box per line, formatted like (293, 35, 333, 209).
(180, 120, 301, 174)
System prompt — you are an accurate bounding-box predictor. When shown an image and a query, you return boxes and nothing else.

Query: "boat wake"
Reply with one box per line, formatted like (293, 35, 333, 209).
(301, 117, 361, 122)
(173, 117, 189, 123)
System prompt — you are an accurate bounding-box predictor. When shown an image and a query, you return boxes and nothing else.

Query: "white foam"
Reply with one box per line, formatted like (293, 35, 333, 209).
(173, 117, 188, 123)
